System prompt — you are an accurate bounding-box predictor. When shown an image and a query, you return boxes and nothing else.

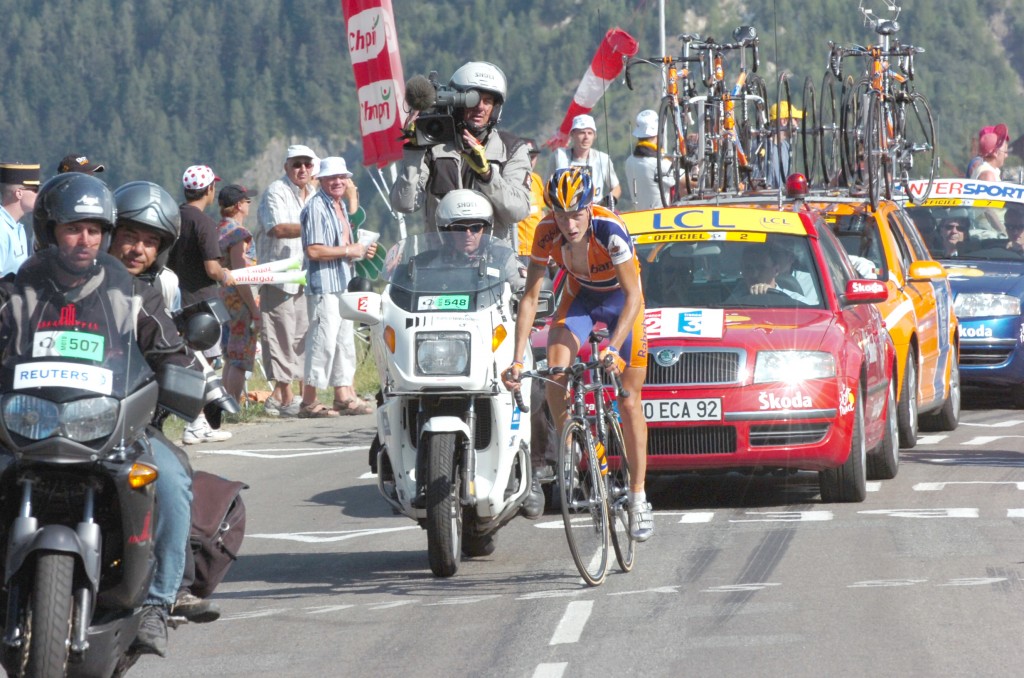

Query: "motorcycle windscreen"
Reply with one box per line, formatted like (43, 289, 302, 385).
(384, 232, 514, 313)
(0, 250, 154, 403)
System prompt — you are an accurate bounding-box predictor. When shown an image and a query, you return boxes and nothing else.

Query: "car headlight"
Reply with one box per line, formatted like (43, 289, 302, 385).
(416, 331, 471, 376)
(954, 293, 1020, 318)
(754, 351, 836, 384)
(2, 394, 119, 442)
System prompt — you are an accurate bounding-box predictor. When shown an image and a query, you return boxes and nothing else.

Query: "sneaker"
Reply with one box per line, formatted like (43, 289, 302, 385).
(628, 501, 655, 542)
(132, 605, 168, 657)
(182, 423, 232, 446)
(263, 395, 300, 418)
(172, 592, 221, 624)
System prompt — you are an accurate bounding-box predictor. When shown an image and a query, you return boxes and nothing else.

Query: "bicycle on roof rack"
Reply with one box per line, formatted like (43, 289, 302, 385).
(815, 0, 937, 206)
(623, 34, 704, 207)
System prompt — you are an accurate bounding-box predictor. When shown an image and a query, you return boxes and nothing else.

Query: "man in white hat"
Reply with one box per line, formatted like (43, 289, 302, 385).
(624, 109, 680, 210)
(297, 156, 378, 418)
(254, 144, 320, 417)
(550, 114, 621, 208)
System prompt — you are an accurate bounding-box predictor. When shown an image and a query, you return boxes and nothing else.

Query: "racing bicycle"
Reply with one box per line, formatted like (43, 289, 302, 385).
(515, 329, 635, 586)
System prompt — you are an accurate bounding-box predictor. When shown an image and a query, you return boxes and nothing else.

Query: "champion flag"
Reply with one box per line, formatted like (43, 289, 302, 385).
(547, 28, 639, 148)
(341, 0, 406, 167)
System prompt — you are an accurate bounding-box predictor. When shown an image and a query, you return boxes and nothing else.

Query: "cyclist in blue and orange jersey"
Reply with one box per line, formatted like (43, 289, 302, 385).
(503, 166, 654, 541)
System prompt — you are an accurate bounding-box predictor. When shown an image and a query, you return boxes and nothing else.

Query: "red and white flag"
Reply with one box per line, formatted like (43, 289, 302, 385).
(547, 28, 639, 148)
(341, 0, 406, 167)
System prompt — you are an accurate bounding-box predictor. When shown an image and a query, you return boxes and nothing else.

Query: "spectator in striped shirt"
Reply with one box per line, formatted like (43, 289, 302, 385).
(297, 156, 377, 418)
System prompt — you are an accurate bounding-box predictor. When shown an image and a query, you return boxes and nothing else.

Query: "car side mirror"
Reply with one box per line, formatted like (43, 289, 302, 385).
(842, 279, 889, 305)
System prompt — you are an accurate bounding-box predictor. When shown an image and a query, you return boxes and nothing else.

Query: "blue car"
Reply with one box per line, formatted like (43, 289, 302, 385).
(906, 177, 1024, 405)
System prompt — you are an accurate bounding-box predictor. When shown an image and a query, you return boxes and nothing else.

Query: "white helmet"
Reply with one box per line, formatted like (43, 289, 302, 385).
(435, 189, 494, 231)
(450, 61, 507, 127)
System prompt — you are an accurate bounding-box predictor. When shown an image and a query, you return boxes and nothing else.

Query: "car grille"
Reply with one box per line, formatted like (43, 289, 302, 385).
(959, 346, 1012, 366)
(646, 349, 744, 386)
(749, 423, 830, 447)
(642, 426, 738, 455)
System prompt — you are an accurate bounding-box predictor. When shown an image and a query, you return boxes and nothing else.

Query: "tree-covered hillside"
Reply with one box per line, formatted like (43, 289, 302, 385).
(1, 0, 1021, 237)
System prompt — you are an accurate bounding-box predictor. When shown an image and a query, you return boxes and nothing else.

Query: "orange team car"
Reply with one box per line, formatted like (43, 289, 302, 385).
(619, 203, 898, 502)
(812, 196, 960, 447)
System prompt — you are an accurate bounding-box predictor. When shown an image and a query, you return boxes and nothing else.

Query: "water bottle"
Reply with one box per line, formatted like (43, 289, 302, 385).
(595, 441, 609, 476)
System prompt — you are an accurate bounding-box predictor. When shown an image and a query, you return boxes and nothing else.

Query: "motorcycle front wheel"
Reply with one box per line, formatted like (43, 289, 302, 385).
(424, 432, 462, 577)
(23, 551, 74, 677)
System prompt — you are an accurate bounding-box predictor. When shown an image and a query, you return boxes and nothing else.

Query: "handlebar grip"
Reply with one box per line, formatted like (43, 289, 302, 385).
(513, 385, 529, 414)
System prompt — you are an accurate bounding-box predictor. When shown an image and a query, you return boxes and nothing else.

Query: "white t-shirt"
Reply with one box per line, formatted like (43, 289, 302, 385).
(625, 153, 673, 210)
(551, 147, 620, 204)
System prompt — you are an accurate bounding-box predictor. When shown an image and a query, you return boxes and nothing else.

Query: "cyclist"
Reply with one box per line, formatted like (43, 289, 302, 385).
(502, 167, 654, 541)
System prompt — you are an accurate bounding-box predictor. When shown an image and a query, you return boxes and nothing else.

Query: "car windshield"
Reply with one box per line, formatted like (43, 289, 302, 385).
(908, 204, 1024, 262)
(637, 233, 824, 309)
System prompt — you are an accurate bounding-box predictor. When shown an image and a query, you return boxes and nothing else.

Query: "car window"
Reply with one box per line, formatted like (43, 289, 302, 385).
(832, 212, 888, 279)
(637, 234, 823, 310)
(887, 212, 916, 273)
(895, 209, 932, 261)
(907, 204, 1024, 261)
(818, 226, 855, 294)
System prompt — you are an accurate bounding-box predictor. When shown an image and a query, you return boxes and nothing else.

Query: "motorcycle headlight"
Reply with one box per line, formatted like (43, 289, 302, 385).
(2, 394, 119, 442)
(416, 331, 471, 376)
(954, 293, 1020, 318)
(754, 351, 836, 384)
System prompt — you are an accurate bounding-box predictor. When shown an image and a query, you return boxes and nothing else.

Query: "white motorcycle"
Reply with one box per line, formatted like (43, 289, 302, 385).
(340, 232, 551, 577)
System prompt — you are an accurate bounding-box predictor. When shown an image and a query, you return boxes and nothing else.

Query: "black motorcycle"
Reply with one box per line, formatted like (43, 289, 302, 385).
(0, 260, 207, 678)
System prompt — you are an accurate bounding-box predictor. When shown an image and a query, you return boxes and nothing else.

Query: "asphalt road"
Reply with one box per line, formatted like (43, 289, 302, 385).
(137, 397, 1024, 678)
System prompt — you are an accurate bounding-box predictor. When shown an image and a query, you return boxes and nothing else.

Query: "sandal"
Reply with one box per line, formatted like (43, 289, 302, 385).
(298, 401, 340, 418)
(333, 398, 375, 416)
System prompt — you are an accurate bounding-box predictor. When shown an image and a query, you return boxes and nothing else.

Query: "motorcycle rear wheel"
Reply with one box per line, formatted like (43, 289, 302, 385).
(424, 432, 462, 577)
(23, 551, 74, 677)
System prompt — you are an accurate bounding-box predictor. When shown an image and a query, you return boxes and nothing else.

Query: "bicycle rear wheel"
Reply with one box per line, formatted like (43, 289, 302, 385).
(656, 99, 686, 207)
(605, 412, 635, 572)
(840, 77, 871, 192)
(898, 91, 936, 203)
(558, 418, 609, 586)
(740, 73, 770, 189)
(865, 95, 892, 209)
(819, 70, 843, 187)
(800, 75, 819, 186)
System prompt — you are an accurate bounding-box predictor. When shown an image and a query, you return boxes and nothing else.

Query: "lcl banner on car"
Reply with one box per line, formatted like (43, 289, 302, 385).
(341, 0, 406, 167)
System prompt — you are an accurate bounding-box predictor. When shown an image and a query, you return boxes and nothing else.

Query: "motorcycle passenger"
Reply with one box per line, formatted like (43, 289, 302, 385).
(110, 181, 222, 647)
(502, 167, 655, 541)
(2, 173, 205, 658)
(390, 61, 531, 244)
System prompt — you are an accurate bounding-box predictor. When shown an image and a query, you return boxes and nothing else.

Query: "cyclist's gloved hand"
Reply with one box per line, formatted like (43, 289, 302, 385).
(502, 361, 524, 391)
(461, 132, 492, 179)
(599, 347, 626, 375)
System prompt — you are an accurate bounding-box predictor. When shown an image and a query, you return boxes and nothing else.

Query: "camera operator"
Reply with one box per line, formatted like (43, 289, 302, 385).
(389, 61, 531, 246)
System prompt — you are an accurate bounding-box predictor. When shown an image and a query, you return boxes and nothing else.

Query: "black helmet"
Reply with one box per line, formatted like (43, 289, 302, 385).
(33, 172, 116, 251)
(113, 181, 181, 269)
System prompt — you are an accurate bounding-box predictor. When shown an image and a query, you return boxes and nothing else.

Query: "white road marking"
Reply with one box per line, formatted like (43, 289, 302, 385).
(914, 434, 947, 445)
(533, 663, 568, 678)
(867, 481, 882, 492)
(549, 601, 594, 645)
(425, 595, 500, 606)
(248, 526, 419, 543)
(704, 583, 781, 593)
(608, 586, 679, 596)
(222, 609, 287, 620)
(848, 579, 926, 588)
(367, 601, 418, 610)
(1010, 509, 1024, 518)
(962, 420, 1024, 428)
(859, 508, 979, 518)
(914, 481, 1024, 491)
(676, 512, 715, 523)
(517, 590, 585, 601)
(729, 511, 832, 523)
(304, 605, 355, 614)
(200, 446, 365, 458)
(940, 578, 1008, 586)
(964, 436, 1015, 446)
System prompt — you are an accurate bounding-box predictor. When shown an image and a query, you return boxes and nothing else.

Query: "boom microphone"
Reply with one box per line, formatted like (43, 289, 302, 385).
(405, 75, 437, 111)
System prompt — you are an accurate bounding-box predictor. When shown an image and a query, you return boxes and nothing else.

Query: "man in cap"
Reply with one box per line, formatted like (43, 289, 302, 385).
(767, 102, 803, 188)
(168, 165, 235, 445)
(57, 153, 106, 175)
(254, 144, 320, 417)
(625, 109, 679, 210)
(550, 114, 621, 208)
(0, 162, 40, 278)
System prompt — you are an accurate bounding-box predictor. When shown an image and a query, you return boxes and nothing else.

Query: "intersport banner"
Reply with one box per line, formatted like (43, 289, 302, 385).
(341, 0, 406, 167)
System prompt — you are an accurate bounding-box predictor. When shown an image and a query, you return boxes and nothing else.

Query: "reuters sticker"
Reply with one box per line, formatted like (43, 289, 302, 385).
(838, 385, 855, 416)
(944, 266, 984, 278)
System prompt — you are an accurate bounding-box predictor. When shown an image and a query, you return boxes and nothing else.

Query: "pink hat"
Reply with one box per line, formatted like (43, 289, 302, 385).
(182, 165, 221, 190)
(979, 132, 1006, 157)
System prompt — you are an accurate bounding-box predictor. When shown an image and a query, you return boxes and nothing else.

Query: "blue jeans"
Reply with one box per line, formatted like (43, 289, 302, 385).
(145, 431, 193, 607)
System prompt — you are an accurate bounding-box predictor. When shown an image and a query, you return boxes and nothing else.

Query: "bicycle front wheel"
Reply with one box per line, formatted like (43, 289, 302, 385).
(819, 70, 843, 187)
(605, 412, 636, 572)
(558, 418, 609, 586)
(899, 91, 937, 203)
(656, 99, 686, 207)
(865, 95, 892, 209)
(800, 75, 819, 186)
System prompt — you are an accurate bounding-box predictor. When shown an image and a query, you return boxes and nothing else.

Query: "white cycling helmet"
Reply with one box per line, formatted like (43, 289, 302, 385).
(449, 61, 507, 128)
(435, 189, 494, 231)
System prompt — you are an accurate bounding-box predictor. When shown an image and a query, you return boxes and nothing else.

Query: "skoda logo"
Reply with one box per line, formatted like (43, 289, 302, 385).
(655, 349, 680, 367)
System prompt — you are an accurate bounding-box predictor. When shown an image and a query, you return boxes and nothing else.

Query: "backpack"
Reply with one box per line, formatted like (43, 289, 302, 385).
(189, 471, 249, 598)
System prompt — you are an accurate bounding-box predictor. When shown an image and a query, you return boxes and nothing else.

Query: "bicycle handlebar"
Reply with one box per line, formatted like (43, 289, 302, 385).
(513, 360, 630, 414)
